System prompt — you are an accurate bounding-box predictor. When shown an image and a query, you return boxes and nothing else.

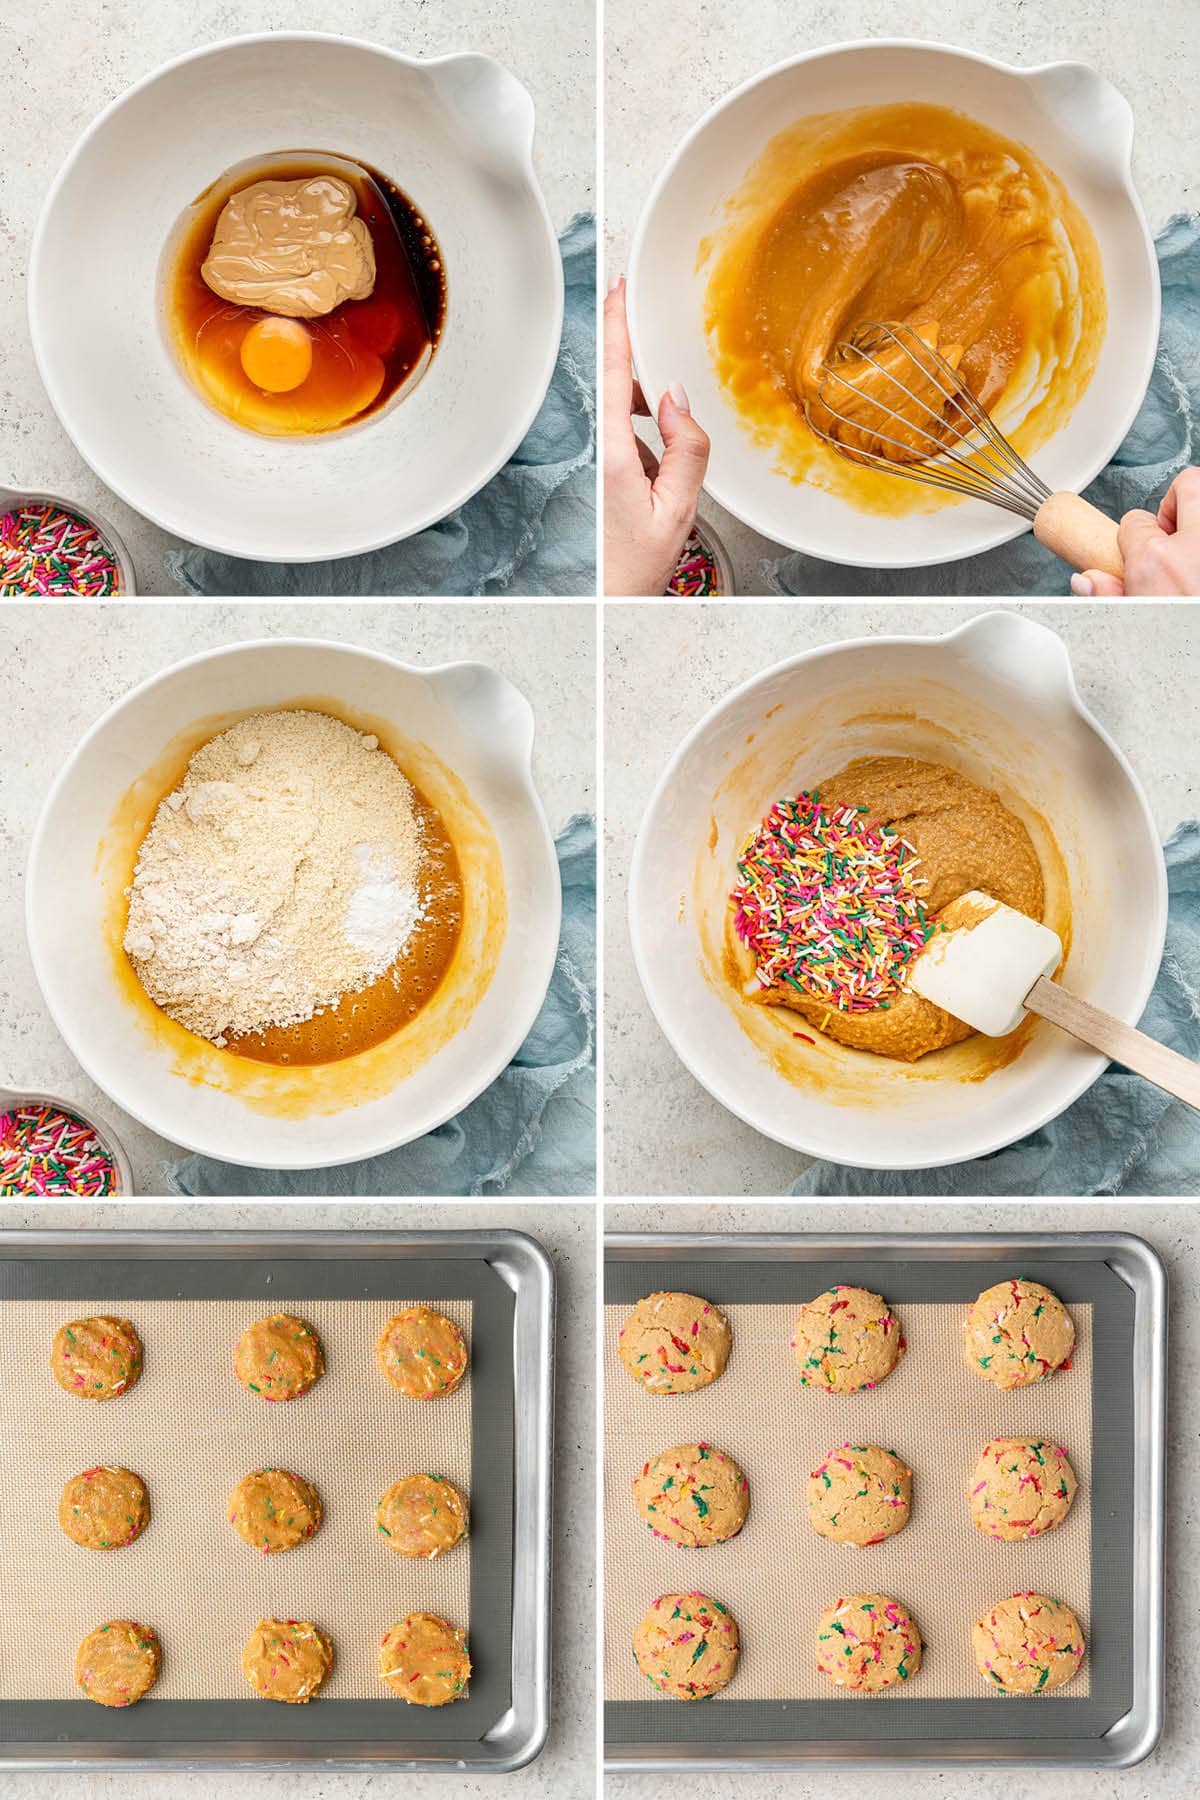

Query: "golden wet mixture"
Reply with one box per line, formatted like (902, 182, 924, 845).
(739, 756, 1044, 1061)
(704, 102, 1105, 509)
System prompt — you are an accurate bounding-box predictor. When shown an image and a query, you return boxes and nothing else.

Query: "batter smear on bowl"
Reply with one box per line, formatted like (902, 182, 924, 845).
(730, 757, 1043, 1061)
(122, 710, 462, 1064)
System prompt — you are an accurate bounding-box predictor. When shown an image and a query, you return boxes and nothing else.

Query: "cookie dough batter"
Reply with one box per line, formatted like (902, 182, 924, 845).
(633, 1592, 740, 1699)
(379, 1613, 471, 1705)
(618, 1291, 732, 1394)
(242, 1618, 334, 1703)
(808, 1445, 911, 1546)
(973, 1592, 1085, 1693)
(60, 1466, 150, 1550)
(633, 1443, 750, 1548)
(969, 1439, 1077, 1541)
(51, 1316, 142, 1401)
(234, 1312, 324, 1401)
(815, 1593, 922, 1692)
(228, 1468, 323, 1553)
(76, 1620, 161, 1707)
(792, 1286, 905, 1393)
(738, 758, 1045, 1061)
(376, 1307, 468, 1399)
(964, 1279, 1075, 1389)
(376, 1474, 469, 1558)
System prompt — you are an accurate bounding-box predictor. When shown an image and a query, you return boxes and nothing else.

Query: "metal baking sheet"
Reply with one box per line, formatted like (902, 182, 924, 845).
(0, 1229, 553, 1771)
(604, 1232, 1165, 1771)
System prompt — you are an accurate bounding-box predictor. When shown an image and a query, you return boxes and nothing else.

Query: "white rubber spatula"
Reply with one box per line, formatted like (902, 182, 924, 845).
(906, 891, 1200, 1111)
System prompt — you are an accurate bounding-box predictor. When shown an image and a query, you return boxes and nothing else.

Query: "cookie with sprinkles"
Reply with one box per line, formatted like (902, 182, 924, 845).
(618, 1291, 731, 1394)
(969, 1438, 1077, 1541)
(964, 1279, 1074, 1389)
(51, 1315, 143, 1401)
(633, 1592, 740, 1699)
(76, 1620, 160, 1707)
(59, 1466, 150, 1550)
(242, 1618, 334, 1703)
(376, 1473, 469, 1558)
(633, 1442, 749, 1548)
(791, 1286, 904, 1393)
(228, 1468, 323, 1553)
(973, 1592, 1085, 1693)
(235, 1312, 324, 1401)
(375, 1306, 468, 1399)
(807, 1444, 912, 1546)
(816, 1593, 923, 1692)
(379, 1612, 471, 1705)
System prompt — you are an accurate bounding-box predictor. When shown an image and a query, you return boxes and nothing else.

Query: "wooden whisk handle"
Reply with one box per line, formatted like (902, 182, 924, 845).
(1033, 491, 1123, 579)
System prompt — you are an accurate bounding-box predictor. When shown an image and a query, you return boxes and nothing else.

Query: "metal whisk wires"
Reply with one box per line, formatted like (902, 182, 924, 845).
(806, 321, 1052, 521)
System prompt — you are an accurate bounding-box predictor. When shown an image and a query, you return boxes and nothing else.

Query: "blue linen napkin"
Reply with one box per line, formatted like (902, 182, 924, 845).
(167, 214, 596, 597)
(169, 814, 596, 1196)
(789, 822, 1200, 1198)
(767, 214, 1200, 596)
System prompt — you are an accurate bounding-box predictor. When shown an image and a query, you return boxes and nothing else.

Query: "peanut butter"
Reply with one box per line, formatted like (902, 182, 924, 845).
(202, 175, 376, 318)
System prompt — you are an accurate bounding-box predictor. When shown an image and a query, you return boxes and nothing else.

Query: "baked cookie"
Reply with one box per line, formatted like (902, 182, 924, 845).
(228, 1468, 323, 1553)
(60, 1465, 150, 1550)
(808, 1445, 912, 1546)
(969, 1439, 1077, 1541)
(76, 1620, 161, 1707)
(51, 1316, 142, 1401)
(375, 1307, 468, 1399)
(973, 1592, 1085, 1693)
(234, 1313, 324, 1401)
(792, 1287, 905, 1393)
(815, 1594, 922, 1692)
(379, 1613, 471, 1705)
(633, 1592, 739, 1699)
(242, 1619, 334, 1703)
(964, 1279, 1074, 1389)
(633, 1442, 749, 1548)
(376, 1474, 469, 1558)
(618, 1292, 731, 1394)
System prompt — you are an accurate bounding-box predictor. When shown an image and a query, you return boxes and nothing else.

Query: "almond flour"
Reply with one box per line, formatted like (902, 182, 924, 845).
(123, 710, 425, 1044)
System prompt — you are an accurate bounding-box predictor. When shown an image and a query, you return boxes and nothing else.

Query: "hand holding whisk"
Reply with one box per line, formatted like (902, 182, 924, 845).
(805, 321, 1124, 580)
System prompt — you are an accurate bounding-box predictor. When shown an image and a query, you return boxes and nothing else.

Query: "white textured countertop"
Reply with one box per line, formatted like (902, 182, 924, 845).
(0, 1200, 597, 1800)
(0, 0, 594, 595)
(0, 602, 595, 1195)
(604, 601, 1198, 1195)
(605, 1199, 1198, 1796)
(605, 0, 1195, 594)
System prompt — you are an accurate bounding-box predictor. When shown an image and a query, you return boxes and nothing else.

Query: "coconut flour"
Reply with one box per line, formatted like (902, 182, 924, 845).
(124, 710, 426, 1044)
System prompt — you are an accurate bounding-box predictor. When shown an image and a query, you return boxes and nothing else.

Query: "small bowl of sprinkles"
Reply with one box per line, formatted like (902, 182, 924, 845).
(666, 516, 735, 597)
(0, 490, 135, 597)
(0, 1090, 132, 1195)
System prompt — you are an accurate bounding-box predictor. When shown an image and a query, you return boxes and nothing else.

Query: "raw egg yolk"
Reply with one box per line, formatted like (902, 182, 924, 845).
(239, 316, 314, 393)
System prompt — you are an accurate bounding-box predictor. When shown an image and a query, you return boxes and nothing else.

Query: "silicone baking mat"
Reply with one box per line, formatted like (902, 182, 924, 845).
(0, 1249, 514, 1749)
(605, 1250, 1136, 1749)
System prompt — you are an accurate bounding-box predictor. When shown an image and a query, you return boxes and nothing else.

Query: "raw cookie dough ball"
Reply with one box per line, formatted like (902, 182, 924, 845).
(59, 1465, 150, 1550)
(76, 1620, 161, 1707)
(808, 1445, 912, 1546)
(973, 1592, 1085, 1693)
(375, 1307, 468, 1399)
(964, 1279, 1074, 1389)
(376, 1474, 469, 1558)
(379, 1613, 471, 1705)
(234, 1312, 324, 1401)
(51, 1316, 143, 1401)
(618, 1292, 731, 1394)
(792, 1287, 905, 1393)
(633, 1442, 749, 1548)
(242, 1618, 334, 1703)
(633, 1592, 740, 1699)
(228, 1468, 323, 1553)
(969, 1439, 1077, 1541)
(815, 1594, 923, 1692)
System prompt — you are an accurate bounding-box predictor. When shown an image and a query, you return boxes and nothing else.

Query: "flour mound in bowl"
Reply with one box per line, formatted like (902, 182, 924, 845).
(123, 710, 426, 1044)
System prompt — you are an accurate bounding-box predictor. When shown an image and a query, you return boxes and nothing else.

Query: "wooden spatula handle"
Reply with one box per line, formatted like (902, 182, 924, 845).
(1027, 976, 1200, 1111)
(1033, 492, 1123, 579)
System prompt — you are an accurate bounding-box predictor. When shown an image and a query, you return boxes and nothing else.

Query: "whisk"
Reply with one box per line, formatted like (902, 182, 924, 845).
(806, 321, 1123, 579)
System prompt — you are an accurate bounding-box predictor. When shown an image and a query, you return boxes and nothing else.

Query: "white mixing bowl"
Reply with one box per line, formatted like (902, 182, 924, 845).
(29, 34, 563, 562)
(26, 640, 561, 1170)
(629, 611, 1166, 1170)
(629, 41, 1160, 569)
